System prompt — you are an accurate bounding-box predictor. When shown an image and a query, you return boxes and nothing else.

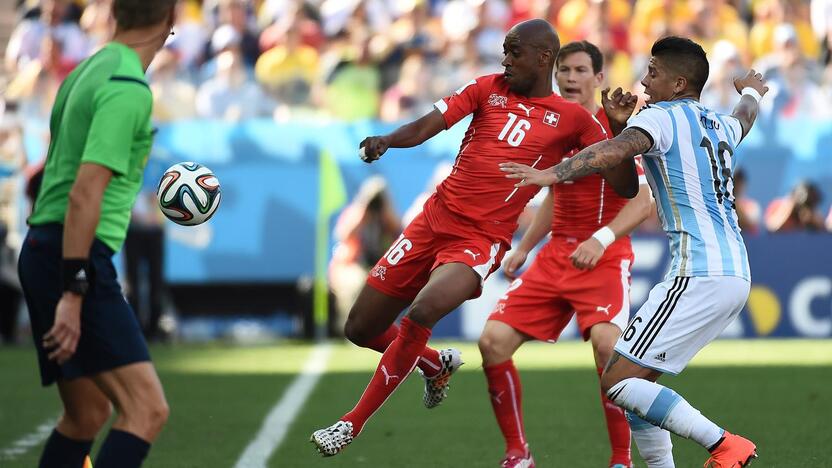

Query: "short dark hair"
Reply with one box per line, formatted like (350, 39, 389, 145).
(113, 0, 177, 31)
(556, 41, 603, 74)
(651, 36, 709, 94)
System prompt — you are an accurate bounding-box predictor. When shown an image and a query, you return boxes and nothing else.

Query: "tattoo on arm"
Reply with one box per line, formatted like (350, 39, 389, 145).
(552, 128, 652, 182)
(732, 95, 758, 141)
(603, 352, 621, 373)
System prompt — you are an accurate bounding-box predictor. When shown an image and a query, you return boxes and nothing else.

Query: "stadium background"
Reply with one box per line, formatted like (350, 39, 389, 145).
(0, 0, 831, 466)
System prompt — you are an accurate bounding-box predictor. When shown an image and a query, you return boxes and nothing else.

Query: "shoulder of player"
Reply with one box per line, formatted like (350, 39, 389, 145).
(630, 103, 676, 123)
(93, 76, 152, 117)
(471, 73, 506, 94)
(104, 43, 151, 92)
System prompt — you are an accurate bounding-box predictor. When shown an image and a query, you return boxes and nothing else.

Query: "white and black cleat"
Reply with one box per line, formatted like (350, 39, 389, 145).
(420, 348, 463, 409)
(310, 420, 354, 457)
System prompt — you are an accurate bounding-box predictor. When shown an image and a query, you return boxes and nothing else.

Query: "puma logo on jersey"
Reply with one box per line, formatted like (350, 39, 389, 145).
(517, 103, 535, 117)
(488, 93, 508, 108)
(464, 249, 481, 261)
(596, 304, 612, 315)
(380, 365, 400, 385)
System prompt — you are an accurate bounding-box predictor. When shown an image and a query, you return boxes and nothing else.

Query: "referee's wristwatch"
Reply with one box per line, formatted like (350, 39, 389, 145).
(62, 259, 90, 296)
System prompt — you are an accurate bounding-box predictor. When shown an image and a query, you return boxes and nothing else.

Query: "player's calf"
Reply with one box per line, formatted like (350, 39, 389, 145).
(57, 398, 113, 440)
(607, 378, 729, 453)
(627, 411, 675, 468)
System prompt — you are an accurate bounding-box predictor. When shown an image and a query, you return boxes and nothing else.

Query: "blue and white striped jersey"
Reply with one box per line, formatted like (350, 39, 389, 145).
(626, 99, 750, 281)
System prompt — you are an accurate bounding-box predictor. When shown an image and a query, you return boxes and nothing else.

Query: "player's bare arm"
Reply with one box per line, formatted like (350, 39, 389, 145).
(359, 109, 446, 163)
(731, 69, 768, 140)
(570, 184, 652, 270)
(499, 128, 651, 192)
(503, 190, 553, 279)
(45, 163, 113, 364)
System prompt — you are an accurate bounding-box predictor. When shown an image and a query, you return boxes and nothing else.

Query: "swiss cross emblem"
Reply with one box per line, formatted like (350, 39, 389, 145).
(488, 93, 508, 108)
(543, 111, 560, 127)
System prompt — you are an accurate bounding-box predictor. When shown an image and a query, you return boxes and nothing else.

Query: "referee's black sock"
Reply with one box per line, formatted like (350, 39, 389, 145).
(95, 429, 150, 468)
(38, 429, 92, 468)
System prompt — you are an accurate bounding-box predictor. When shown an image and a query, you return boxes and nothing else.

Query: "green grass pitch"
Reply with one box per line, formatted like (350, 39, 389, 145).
(2, 340, 831, 467)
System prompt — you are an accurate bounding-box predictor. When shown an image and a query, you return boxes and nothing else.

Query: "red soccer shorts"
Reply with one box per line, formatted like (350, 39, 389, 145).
(366, 197, 509, 302)
(489, 237, 633, 341)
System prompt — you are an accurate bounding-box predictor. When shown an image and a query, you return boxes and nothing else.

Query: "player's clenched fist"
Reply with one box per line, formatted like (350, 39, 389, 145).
(601, 87, 637, 126)
(502, 250, 529, 280)
(570, 238, 604, 270)
(359, 136, 391, 163)
(733, 69, 768, 97)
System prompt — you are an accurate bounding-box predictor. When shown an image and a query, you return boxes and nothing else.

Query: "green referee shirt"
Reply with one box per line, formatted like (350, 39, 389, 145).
(29, 42, 154, 252)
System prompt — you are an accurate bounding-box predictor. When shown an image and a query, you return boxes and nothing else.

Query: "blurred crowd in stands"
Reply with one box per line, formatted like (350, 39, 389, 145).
(3, 0, 832, 123)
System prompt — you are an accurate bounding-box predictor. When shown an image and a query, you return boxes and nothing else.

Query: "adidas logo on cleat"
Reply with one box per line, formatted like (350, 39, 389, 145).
(653, 352, 667, 362)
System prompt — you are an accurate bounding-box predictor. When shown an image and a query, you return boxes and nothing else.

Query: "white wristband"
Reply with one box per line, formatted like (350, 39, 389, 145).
(591, 226, 616, 249)
(741, 87, 762, 103)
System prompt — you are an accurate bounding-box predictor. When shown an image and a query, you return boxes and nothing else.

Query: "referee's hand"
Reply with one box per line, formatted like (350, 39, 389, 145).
(44, 294, 82, 364)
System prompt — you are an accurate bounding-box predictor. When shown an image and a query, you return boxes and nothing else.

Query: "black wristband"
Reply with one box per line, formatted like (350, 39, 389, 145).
(62, 259, 90, 296)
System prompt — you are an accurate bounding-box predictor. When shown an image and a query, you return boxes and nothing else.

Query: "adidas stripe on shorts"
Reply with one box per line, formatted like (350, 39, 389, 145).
(614, 275, 750, 375)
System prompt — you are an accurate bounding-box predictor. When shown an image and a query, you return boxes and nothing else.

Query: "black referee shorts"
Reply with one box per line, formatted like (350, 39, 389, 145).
(18, 223, 150, 386)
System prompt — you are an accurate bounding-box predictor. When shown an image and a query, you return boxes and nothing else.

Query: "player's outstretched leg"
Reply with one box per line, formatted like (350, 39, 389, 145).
(311, 264, 478, 456)
(602, 355, 757, 468)
(590, 323, 633, 468)
(479, 320, 534, 468)
(343, 284, 458, 403)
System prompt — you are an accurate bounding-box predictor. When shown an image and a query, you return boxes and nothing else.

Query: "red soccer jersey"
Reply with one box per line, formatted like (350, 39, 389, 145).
(433, 73, 608, 243)
(550, 108, 646, 254)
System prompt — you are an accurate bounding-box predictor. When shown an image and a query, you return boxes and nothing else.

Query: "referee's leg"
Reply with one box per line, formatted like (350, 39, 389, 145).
(92, 362, 169, 468)
(38, 378, 111, 468)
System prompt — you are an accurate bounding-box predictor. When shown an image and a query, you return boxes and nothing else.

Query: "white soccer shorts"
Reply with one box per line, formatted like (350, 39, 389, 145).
(614, 276, 750, 375)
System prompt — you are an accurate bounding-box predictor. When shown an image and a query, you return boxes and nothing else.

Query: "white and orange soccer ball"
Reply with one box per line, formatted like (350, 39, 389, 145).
(156, 162, 221, 225)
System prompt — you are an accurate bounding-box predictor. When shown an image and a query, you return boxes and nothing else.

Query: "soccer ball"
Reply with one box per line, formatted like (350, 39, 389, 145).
(157, 162, 221, 225)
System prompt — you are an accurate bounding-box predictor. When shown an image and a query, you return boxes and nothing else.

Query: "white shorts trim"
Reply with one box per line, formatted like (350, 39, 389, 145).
(614, 276, 750, 374)
(609, 258, 632, 332)
(472, 242, 502, 283)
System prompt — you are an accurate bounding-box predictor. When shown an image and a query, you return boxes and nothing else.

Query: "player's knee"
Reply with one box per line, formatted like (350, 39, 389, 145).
(478, 331, 511, 365)
(60, 400, 112, 439)
(142, 398, 170, 436)
(343, 316, 373, 347)
(600, 371, 625, 396)
(593, 341, 615, 369)
(121, 394, 169, 437)
(407, 300, 442, 328)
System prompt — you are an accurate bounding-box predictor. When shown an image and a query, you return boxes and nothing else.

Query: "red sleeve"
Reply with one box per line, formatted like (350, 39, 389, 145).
(575, 107, 609, 149)
(434, 76, 491, 129)
(634, 155, 648, 184)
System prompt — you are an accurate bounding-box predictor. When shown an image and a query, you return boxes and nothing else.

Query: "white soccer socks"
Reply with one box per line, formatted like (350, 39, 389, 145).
(626, 411, 675, 468)
(607, 378, 723, 449)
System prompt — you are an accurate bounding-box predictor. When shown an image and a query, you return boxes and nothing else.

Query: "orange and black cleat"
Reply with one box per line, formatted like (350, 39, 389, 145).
(704, 431, 758, 468)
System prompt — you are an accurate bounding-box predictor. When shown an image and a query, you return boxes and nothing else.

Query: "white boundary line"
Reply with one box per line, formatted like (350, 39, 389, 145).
(0, 416, 58, 462)
(234, 343, 332, 468)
